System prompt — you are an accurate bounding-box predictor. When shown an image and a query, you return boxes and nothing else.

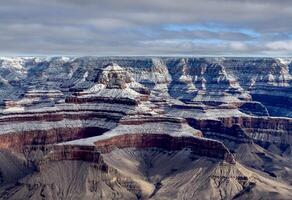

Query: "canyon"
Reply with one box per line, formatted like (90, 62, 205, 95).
(0, 57, 291, 200)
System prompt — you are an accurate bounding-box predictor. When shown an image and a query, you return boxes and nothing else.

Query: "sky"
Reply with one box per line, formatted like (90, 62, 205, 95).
(1, 0, 292, 56)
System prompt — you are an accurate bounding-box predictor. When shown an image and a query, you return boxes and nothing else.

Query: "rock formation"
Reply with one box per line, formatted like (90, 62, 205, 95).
(0, 57, 291, 199)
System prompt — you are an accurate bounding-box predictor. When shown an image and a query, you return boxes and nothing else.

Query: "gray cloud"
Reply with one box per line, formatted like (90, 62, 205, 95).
(0, 0, 292, 56)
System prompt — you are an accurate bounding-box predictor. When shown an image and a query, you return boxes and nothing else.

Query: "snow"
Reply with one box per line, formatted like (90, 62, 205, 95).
(0, 57, 290, 146)
(103, 63, 124, 71)
(3, 107, 25, 112)
(277, 58, 292, 65)
(0, 57, 26, 70)
(0, 118, 116, 135)
(60, 117, 202, 146)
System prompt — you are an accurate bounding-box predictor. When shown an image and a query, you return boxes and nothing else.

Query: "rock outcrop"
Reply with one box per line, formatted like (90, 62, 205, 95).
(0, 57, 291, 199)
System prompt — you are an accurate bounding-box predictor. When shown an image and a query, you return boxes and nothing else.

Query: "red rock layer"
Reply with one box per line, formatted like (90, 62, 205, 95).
(43, 145, 101, 163)
(38, 145, 109, 172)
(0, 127, 107, 151)
(93, 134, 235, 164)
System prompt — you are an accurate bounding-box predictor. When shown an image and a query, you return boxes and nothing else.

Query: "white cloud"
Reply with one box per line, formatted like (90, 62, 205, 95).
(266, 41, 292, 51)
(229, 42, 249, 51)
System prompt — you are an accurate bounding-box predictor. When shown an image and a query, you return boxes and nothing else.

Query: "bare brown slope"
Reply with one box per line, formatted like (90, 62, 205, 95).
(1, 148, 292, 200)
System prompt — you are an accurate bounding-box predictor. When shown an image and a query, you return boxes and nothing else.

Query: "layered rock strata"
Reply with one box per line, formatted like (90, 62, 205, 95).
(0, 58, 291, 199)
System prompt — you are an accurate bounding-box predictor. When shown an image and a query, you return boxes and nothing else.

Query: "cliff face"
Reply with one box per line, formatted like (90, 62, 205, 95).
(1, 57, 290, 115)
(0, 57, 291, 199)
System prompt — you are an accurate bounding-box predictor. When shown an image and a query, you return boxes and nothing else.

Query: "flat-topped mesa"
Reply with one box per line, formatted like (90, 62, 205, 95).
(47, 136, 235, 165)
(93, 134, 236, 164)
(59, 115, 235, 164)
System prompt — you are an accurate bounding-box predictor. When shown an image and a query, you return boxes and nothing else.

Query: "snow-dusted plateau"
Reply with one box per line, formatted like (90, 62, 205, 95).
(0, 57, 291, 200)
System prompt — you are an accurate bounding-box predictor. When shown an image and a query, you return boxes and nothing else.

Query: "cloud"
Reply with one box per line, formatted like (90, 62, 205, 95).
(266, 41, 292, 51)
(0, 0, 292, 56)
(229, 42, 249, 51)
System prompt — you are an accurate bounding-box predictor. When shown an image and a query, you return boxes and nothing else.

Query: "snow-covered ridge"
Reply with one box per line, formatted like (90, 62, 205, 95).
(0, 56, 291, 117)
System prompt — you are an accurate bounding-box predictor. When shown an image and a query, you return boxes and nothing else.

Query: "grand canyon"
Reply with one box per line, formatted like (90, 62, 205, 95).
(0, 57, 290, 199)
